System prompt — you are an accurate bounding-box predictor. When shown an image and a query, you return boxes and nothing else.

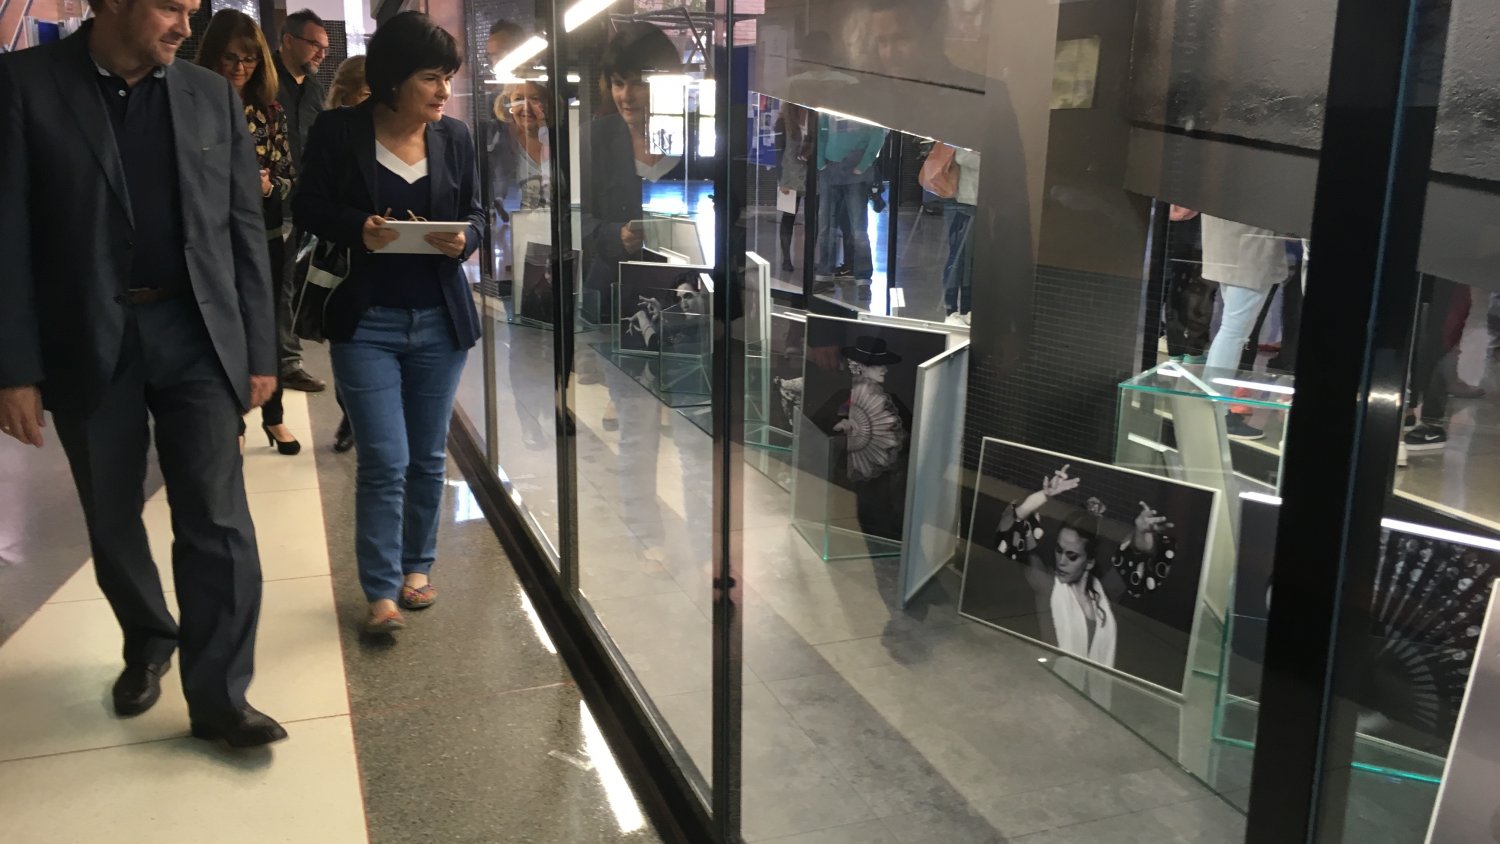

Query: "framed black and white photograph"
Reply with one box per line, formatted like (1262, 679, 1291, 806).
(1232, 493, 1500, 752)
(769, 313, 806, 436)
(516, 244, 577, 327)
(959, 438, 1218, 694)
(615, 262, 711, 356)
(798, 315, 947, 543)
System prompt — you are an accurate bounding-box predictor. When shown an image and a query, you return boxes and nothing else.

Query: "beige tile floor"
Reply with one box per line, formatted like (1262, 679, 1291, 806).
(0, 391, 370, 843)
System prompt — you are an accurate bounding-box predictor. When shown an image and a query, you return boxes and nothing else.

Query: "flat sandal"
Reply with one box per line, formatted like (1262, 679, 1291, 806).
(365, 606, 406, 634)
(399, 584, 438, 610)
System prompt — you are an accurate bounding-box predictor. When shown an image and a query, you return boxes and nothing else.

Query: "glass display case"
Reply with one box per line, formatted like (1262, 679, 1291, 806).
(439, 0, 1500, 839)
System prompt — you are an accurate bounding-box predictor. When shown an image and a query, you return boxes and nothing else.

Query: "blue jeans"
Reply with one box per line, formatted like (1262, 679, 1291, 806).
(331, 307, 467, 603)
(942, 202, 975, 314)
(1205, 284, 1273, 374)
(816, 180, 874, 279)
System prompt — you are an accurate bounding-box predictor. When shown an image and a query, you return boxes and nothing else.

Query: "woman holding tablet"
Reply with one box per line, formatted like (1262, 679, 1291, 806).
(294, 12, 485, 634)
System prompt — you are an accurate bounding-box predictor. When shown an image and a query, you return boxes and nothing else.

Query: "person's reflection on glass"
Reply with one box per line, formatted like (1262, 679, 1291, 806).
(581, 22, 683, 430)
(489, 78, 551, 275)
(485, 19, 524, 73)
(869, 0, 946, 79)
(814, 114, 885, 293)
(773, 102, 812, 275)
(938, 144, 980, 324)
(582, 22, 684, 324)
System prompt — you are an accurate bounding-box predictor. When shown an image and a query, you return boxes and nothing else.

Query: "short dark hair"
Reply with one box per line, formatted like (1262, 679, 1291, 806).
(282, 9, 326, 40)
(366, 11, 463, 109)
(597, 22, 681, 110)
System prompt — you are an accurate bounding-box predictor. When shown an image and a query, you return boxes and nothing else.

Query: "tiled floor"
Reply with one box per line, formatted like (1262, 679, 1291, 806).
(0, 361, 665, 844)
(0, 390, 369, 842)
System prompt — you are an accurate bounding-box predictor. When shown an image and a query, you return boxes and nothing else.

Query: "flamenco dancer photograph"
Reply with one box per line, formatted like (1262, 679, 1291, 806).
(961, 439, 1217, 694)
(801, 319, 946, 545)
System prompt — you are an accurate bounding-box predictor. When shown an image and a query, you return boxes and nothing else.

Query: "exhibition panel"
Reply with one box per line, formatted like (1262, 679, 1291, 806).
(437, 0, 1498, 840)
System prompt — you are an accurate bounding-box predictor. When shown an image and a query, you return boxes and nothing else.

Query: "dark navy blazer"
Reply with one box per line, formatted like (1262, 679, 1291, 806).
(292, 101, 485, 349)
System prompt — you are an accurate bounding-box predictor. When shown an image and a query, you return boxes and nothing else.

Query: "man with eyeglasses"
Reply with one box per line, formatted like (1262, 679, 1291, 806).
(270, 8, 329, 393)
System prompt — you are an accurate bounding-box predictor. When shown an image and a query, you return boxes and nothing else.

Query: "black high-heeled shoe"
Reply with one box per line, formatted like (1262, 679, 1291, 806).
(263, 423, 301, 456)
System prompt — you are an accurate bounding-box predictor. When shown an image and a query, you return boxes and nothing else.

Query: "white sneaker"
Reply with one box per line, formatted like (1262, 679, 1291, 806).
(1397, 440, 1408, 468)
(944, 312, 966, 326)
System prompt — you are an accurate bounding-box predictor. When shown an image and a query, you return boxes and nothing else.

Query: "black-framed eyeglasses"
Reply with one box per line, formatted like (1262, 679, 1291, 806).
(288, 33, 329, 54)
(221, 52, 259, 68)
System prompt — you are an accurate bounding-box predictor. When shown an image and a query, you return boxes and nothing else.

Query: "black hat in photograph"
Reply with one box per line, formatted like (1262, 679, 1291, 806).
(841, 336, 903, 365)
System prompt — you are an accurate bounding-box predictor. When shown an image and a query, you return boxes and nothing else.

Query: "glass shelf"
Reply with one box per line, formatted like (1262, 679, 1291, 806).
(1120, 361, 1295, 411)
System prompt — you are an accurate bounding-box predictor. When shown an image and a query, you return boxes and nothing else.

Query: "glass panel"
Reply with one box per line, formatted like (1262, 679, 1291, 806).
(1319, 0, 1497, 836)
(562, 7, 716, 805)
(731, 0, 1344, 838)
(463, 2, 564, 561)
(425, 0, 490, 458)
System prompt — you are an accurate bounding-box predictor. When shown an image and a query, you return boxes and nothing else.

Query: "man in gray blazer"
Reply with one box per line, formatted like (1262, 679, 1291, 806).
(0, 0, 285, 747)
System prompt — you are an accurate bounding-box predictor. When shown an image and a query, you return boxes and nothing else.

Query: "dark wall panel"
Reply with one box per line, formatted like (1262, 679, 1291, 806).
(1433, 0, 1500, 182)
(1128, 0, 1332, 151)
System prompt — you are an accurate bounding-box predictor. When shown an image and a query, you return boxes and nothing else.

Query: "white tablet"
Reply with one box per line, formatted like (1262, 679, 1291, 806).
(374, 220, 468, 255)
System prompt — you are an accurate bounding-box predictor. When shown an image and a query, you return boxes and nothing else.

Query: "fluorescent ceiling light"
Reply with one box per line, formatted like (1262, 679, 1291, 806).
(564, 0, 617, 32)
(494, 35, 548, 77)
(566, 72, 581, 83)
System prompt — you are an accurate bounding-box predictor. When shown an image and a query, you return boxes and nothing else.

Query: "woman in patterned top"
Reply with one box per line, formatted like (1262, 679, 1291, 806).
(197, 10, 300, 455)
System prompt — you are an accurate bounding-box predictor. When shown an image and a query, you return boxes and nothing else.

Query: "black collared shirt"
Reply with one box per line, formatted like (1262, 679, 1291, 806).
(93, 57, 191, 293)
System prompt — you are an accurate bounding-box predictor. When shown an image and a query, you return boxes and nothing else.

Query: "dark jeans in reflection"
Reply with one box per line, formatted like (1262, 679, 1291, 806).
(942, 201, 974, 315)
(816, 180, 873, 279)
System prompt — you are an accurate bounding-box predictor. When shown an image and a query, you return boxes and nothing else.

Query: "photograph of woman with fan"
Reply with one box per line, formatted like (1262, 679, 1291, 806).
(960, 439, 1217, 693)
(802, 318, 947, 543)
(1235, 495, 1500, 753)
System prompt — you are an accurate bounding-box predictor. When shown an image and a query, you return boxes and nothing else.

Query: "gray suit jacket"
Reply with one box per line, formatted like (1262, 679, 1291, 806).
(0, 26, 274, 414)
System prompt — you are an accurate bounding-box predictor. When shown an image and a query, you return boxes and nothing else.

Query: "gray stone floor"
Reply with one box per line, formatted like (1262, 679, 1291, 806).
(308, 347, 665, 844)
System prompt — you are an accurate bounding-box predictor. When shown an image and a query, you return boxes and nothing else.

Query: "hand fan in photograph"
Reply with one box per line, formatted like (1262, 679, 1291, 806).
(1360, 529, 1498, 743)
(843, 383, 905, 482)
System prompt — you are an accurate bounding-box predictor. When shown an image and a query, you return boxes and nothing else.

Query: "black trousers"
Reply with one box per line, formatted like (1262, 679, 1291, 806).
(278, 226, 307, 374)
(53, 297, 263, 717)
(259, 235, 286, 427)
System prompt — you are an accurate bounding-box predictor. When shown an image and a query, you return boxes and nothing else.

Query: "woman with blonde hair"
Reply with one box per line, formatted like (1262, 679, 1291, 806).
(326, 55, 370, 109)
(490, 80, 551, 214)
(197, 9, 300, 455)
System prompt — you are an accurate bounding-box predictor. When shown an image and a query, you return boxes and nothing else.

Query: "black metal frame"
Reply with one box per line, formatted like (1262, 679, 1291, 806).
(1245, 0, 1448, 837)
(709, 6, 745, 837)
